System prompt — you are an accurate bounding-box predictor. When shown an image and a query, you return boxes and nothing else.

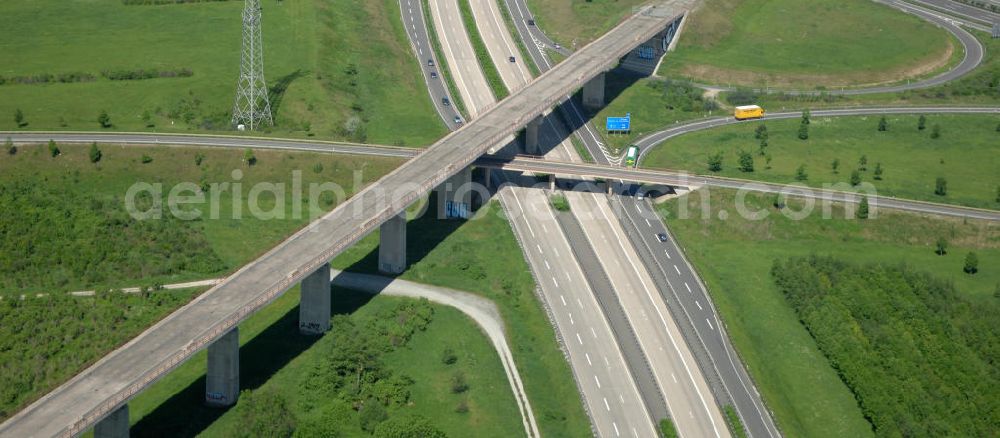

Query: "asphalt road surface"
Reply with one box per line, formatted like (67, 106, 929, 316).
(399, 0, 463, 130)
(910, 0, 1000, 27)
(429, 0, 496, 115)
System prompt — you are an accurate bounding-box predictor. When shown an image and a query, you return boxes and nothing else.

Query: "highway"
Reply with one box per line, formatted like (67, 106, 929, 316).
(429, 0, 496, 114)
(399, 0, 463, 129)
(567, 191, 730, 437)
(0, 8, 686, 436)
(497, 181, 658, 437)
(910, 0, 1000, 27)
(608, 193, 782, 438)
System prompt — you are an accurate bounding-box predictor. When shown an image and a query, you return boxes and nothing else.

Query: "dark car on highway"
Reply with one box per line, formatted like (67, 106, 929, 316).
(442, 97, 450, 106)
(657, 233, 668, 242)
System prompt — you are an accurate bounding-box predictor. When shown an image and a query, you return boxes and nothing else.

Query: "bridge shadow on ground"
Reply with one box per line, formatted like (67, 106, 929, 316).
(131, 192, 473, 437)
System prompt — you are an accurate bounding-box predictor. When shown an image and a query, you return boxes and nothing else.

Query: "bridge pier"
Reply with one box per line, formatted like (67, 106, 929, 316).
(483, 167, 492, 189)
(436, 166, 473, 219)
(378, 211, 407, 274)
(299, 264, 331, 334)
(582, 72, 606, 110)
(525, 116, 544, 155)
(94, 405, 128, 438)
(205, 327, 239, 407)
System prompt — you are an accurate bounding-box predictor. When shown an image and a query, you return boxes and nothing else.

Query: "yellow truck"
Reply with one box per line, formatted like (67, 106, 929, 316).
(734, 105, 765, 120)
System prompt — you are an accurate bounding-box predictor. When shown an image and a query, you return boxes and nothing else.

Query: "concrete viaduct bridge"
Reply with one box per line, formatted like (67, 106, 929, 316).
(0, 3, 689, 437)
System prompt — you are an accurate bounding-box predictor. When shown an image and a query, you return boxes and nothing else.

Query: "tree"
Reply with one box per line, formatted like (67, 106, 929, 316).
(856, 196, 869, 219)
(450, 370, 469, 393)
(141, 154, 153, 164)
(764, 154, 772, 169)
(195, 152, 205, 166)
(935, 177, 947, 196)
(47, 140, 60, 157)
(244, 148, 257, 166)
(754, 124, 768, 140)
(935, 237, 948, 256)
(738, 149, 754, 172)
(877, 116, 888, 131)
(831, 158, 840, 174)
(359, 399, 388, 432)
(88, 142, 102, 163)
(797, 121, 809, 140)
(850, 170, 861, 186)
(4, 137, 14, 156)
(758, 137, 768, 156)
(142, 110, 155, 128)
(918, 114, 927, 130)
(801, 109, 811, 125)
(930, 124, 941, 139)
(236, 388, 296, 438)
(772, 193, 786, 209)
(858, 155, 868, 171)
(795, 164, 808, 181)
(707, 151, 724, 172)
(964, 252, 978, 274)
(372, 415, 447, 438)
(873, 162, 883, 180)
(97, 110, 112, 128)
(13, 109, 25, 128)
(441, 348, 457, 365)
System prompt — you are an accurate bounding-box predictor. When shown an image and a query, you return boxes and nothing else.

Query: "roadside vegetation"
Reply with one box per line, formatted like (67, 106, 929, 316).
(0, 288, 203, 422)
(774, 256, 999, 436)
(331, 198, 592, 436)
(458, 0, 510, 100)
(659, 0, 957, 89)
(0, 0, 445, 145)
(657, 188, 1000, 437)
(129, 289, 523, 436)
(642, 114, 1000, 209)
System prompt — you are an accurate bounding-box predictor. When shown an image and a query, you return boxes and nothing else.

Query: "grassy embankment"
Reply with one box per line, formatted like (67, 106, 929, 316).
(331, 199, 592, 436)
(641, 114, 1000, 209)
(127, 292, 524, 437)
(525, 0, 648, 47)
(0, 0, 445, 145)
(657, 188, 1000, 437)
(659, 0, 958, 89)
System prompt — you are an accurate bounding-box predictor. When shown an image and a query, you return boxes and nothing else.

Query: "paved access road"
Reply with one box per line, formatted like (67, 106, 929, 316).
(609, 194, 782, 438)
(400, 0, 463, 129)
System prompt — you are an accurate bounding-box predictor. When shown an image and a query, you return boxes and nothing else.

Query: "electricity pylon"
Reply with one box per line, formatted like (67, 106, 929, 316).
(231, 0, 273, 131)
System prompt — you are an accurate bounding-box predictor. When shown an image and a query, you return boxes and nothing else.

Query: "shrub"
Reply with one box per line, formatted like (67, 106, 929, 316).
(450, 370, 469, 393)
(4, 138, 14, 156)
(550, 194, 570, 212)
(935, 177, 947, 196)
(89, 142, 102, 163)
(194, 152, 205, 166)
(707, 151, 724, 172)
(795, 165, 808, 181)
(97, 110, 112, 128)
(964, 252, 978, 274)
(737, 149, 754, 172)
(850, 170, 861, 186)
(141, 154, 153, 164)
(47, 140, 60, 157)
(441, 348, 457, 365)
(244, 148, 257, 166)
(358, 400, 388, 432)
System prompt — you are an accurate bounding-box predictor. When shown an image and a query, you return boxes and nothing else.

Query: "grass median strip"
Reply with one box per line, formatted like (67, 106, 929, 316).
(458, 0, 510, 101)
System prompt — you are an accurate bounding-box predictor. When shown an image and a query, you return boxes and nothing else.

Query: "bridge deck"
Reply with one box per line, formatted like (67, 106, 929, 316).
(0, 3, 686, 437)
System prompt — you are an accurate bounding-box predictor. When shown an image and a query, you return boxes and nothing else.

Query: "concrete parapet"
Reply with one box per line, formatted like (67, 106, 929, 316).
(299, 264, 331, 334)
(205, 327, 239, 407)
(379, 211, 407, 274)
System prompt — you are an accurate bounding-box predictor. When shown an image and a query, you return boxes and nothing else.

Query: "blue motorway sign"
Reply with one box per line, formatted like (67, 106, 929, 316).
(606, 113, 631, 132)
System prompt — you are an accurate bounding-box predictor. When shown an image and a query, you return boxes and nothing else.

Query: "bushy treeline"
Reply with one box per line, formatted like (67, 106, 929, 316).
(121, 0, 232, 5)
(231, 299, 448, 437)
(0, 72, 96, 86)
(648, 79, 719, 112)
(101, 68, 193, 81)
(0, 179, 226, 292)
(0, 68, 193, 86)
(725, 87, 846, 106)
(0, 289, 198, 420)
(772, 256, 1000, 436)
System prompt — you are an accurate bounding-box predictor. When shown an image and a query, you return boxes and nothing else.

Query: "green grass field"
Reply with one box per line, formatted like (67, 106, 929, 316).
(331, 198, 592, 436)
(659, 0, 957, 88)
(526, 0, 648, 47)
(657, 188, 1000, 437)
(0, 142, 402, 291)
(642, 114, 1000, 209)
(0, 0, 445, 145)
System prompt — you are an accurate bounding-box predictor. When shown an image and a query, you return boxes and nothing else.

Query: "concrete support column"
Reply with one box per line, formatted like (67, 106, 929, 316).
(582, 72, 606, 110)
(436, 166, 473, 219)
(548, 174, 556, 191)
(94, 405, 129, 438)
(525, 116, 544, 155)
(299, 264, 331, 334)
(483, 167, 492, 189)
(206, 327, 239, 407)
(378, 211, 407, 274)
